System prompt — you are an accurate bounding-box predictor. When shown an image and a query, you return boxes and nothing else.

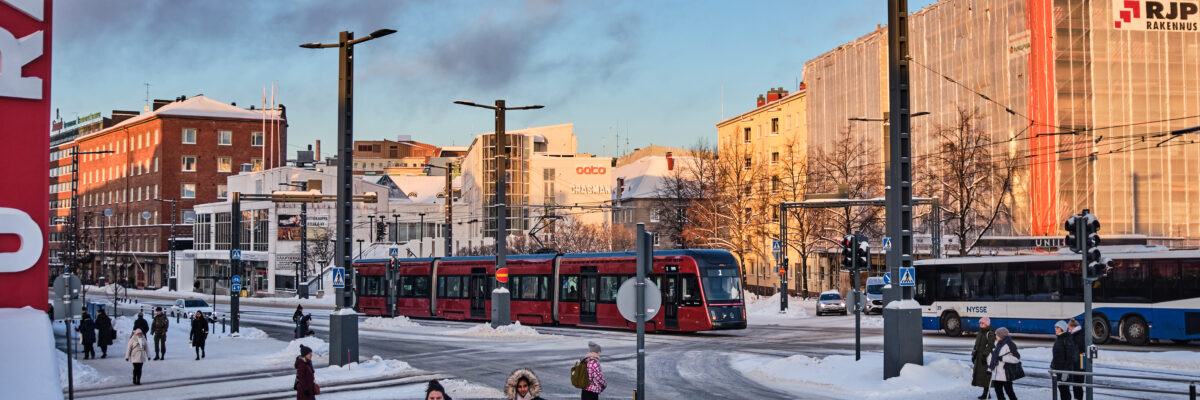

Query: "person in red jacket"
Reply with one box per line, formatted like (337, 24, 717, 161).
(582, 342, 606, 400)
(295, 345, 317, 400)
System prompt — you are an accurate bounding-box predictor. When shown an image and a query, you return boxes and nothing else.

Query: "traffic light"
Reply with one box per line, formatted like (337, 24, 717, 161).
(1080, 211, 1112, 280)
(854, 235, 870, 270)
(841, 234, 856, 271)
(1064, 214, 1081, 253)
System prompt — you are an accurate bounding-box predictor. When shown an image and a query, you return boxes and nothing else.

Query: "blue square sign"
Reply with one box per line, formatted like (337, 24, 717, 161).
(332, 267, 346, 288)
(899, 267, 916, 287)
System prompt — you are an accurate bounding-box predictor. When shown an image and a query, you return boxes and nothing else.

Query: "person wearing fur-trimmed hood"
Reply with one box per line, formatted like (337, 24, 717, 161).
(505, 368, 544, 400)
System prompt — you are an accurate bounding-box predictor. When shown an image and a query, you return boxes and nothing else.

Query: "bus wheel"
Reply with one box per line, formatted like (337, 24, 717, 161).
(942, 312, 963, 337)
(1122, 315, 1150, 346)
(1091, 314, 1111, 345)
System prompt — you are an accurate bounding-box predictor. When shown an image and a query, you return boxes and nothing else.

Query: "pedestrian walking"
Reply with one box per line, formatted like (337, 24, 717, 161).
(581, 342, 606, 400)
(1067, 319, 1085, 400)
(294, 344, 318, 400)
(505, 368, 544, 400)
(95, 308, 115, 358)
(293, 305, 304, 324)
(972, 317, 997, 399)
(425, 379, 452, 400)
(989, 327, 1022, 400)
(296, 313, 313, 339)
(77, 313, 96, 359)
(1051, 320, 1076, 400)
(189, 310, 210, 360)
(151, 307, 169, 360)
(133, 311, 150, 336)
(125, 329, 147, 385)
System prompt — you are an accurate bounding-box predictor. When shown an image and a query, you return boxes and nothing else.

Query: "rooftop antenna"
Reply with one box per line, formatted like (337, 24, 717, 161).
(143, 83, 151, 112)
(721, 84, 724, 120)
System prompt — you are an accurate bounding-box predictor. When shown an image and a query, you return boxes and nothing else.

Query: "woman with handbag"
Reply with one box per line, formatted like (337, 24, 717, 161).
(295, 345, 319, 399)
(989, 327, 1023, 400)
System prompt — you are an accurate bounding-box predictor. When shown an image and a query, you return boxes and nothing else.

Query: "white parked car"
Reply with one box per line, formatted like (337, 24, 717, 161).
(171, 298, 211, 317)
(816, 290, 847, 316)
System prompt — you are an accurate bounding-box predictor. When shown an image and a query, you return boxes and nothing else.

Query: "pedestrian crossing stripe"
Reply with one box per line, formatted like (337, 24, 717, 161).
(899, 267, 915, 286)
(332, 268, 346, 288)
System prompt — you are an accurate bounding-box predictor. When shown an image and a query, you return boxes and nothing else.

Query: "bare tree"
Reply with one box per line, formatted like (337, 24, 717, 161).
(810, 124, 885, 243)
(698, 138, 771, 290)
(307, 229, 334, 279)
(926, 106, 1018, 256)
(775, 136, 829, 298)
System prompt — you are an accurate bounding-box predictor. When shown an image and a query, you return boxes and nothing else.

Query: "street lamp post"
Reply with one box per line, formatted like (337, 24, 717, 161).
(424, 163, 455, 257)
(280, 182, 310, 298)
(418, 212, 426, 257)
(454, 99, 543, 327)
(153, 199, 177, 291)
(300, 27, 395, 367)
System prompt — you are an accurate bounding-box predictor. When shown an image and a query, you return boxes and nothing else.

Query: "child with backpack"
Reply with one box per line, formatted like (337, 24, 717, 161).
(570, 342, 606, 400)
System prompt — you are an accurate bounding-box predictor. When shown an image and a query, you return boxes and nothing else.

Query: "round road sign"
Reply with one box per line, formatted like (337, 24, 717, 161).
(616, 278, 661, 323)
(495, 267, 509, 283)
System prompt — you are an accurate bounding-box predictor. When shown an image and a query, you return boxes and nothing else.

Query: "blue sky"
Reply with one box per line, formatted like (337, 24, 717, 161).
(51, 0, 936, 157)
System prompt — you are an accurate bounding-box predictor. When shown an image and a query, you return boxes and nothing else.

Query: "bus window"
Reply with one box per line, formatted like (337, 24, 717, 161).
(1152, 261, 1180, 302)
(937, 266, 963, 301)
(539, 276, 550, 301)
(681, 275, 702, 306)
(963, 264, 987, 301)
(438, 277, 446, 298)
(1182, 261, 1200, 300)
(1061, 262, 1082, 302)
(994, 262, 1022, 301)
(1026, 262, 1059, 301)
(561, 275, 579, 301)
(521, 276, 540, 300)
(414, 276, 430, 297)
(599, 276, 621, 302)
(701, 267, 743, 302)
(446, 276, 462, 298)
(1106, 261, 1151, 303)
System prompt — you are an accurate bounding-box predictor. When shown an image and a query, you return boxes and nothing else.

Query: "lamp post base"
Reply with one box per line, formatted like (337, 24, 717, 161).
(329, 311, 359, 366)
(883, 304, 923, 379)
(491, 289, 511, 328)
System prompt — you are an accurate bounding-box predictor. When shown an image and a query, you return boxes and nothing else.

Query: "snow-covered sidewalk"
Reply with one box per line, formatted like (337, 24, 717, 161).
(81, 284, 336, 309)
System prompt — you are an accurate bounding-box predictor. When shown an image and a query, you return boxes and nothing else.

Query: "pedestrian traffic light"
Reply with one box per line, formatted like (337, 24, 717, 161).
(1080, 211, 1111, 280)
(1064, 214, 1081, 253)
(841, 234, 856, 271)
(854, 236, 870, 270)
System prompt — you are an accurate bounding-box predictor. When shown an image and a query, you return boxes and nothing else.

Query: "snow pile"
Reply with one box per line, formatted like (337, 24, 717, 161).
(442, 378, 506, 398)
(361, 316, 421, 330)
(316, 355, 414, 383)
(455, 322, 544, 338)
(734, 352, 1043, 399)
(58, 350, 114, 389)
(217, 327, 269, 340)
(746, 293, 810, 325)
(1023, 347, 1200, 372)
(0, 307, 62, 399)
(273, 336, 330, 361)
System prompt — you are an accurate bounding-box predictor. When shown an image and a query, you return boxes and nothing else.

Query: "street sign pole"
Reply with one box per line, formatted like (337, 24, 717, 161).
(635, 223, 650, 400)
(853, 233, 861, 361)
(230, 192, 241, 334)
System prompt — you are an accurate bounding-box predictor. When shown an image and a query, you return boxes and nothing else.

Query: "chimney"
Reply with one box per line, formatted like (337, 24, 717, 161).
(799, 81, 807, 91)
(780, 87, 789, 98)
(315, 140, 322, 161)
(250, 105, 255, 110)
(152, 99, 172, 111)
(616, 178, 625, 200)
(757, 94, 766, 108)
(666, 152, 675, 171)
(230, 102, 236, 106)
(110, 110, 139, 125)
(766, 88, 781, 103)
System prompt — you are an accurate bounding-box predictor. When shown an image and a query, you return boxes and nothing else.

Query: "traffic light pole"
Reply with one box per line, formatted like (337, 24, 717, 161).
(230, 192, 241, 334)
(778, 203, 789, 312)
(1079, 213, 1094, 400)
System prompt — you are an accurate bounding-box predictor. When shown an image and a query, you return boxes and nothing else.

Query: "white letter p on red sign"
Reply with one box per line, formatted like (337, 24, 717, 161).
(0, 207, 42, 272)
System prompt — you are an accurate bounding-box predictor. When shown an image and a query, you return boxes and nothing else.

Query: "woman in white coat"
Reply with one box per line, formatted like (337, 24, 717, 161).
(125, 329, 148, 385)
(988, 327, 1021, 400)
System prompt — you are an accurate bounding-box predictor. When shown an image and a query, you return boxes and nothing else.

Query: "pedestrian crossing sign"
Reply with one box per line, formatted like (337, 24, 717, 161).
(332, 267, 346, 288)
(231, 249, 242, 260)
(899, 267, 916, 287)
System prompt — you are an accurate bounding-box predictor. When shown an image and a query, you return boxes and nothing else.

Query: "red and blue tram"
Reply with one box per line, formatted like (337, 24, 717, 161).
(353, 249, 746, 332)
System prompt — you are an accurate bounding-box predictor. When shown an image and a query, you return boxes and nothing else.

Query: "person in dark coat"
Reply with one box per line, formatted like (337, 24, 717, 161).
(189, 310, 210, 360)
(504, 368, 544, 400)
(77, 313, 97, 359)
(133, 312, 150, 336)
(425, 379, 452, 400)
(94, 309, 115, 358)
(972, 317, 997, 399)
(293, 305, 304, 324)
(151, 307, 169, 360)
(1068, 319, 1085, 400)
(1051, 321, 1076, 400)
(294, 345, 317, 400)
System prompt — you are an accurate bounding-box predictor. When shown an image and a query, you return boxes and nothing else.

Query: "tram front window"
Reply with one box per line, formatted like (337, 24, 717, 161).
(702, 267, 743, 302)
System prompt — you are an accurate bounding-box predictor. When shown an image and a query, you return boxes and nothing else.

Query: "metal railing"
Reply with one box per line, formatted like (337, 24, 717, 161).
(1050, 369, 1197, 399)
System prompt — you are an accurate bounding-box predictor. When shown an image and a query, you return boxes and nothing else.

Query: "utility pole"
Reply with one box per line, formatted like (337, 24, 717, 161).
(301, 27, 395, 366)
(230, 192, 242, 334)
(454, 99, 544, 328)
(883, 0, 923, 379)
(154, 199, 177, 291)
(418, 212, 426, 257)
(1066, 209, 1110, 400)
(424, 163, 455, 257)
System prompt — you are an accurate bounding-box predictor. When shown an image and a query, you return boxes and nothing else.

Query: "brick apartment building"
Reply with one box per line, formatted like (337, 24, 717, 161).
(352, 135, 440, 176)
(53, 95, 286, 289)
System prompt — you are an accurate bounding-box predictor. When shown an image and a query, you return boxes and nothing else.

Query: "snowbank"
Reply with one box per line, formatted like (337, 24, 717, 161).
(1023, 347, 1200, 372)
(455, 322, 545, 338)
(746, 293, 810, 325)
(0, 308, 62, 399)
(274, 336, 330, 361)
(734, 352, 1044, 399)
(58, 350, 113, 389)
(317, 355, 414, 383)
(361, 316, 421, 330)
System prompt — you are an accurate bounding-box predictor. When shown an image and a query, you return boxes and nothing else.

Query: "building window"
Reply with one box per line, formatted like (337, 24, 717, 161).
(251, 131, 263, 147)
(771, 176, 780, 192)
(251, 158, 263, 171)
(217, 184, 228, 199)
(650, 209, 661, 223)
(181, 183, 196, 199)
(182, 156, 197, 172)
(218, 130, 232, 146)
(182, 128, 197, 144)
(218, 157, 232, 173)
(771, 118, 779, 134)
(744, 157, 752, 170)
(771, 152, 780, 164)
(743, 127, 751, 143)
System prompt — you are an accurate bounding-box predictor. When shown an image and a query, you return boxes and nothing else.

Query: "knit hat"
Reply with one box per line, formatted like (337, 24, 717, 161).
(299, 344, 312, 357)
(588, 341, 601, 353)
(1055, 320, 1070, 333)
(978, 317, 990, 326)
(995, 327, 1011, 339)
(155, 306, 163, 312)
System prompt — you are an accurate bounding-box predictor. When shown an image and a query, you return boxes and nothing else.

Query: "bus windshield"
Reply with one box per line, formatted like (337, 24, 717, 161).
(702, 267, 743, 302)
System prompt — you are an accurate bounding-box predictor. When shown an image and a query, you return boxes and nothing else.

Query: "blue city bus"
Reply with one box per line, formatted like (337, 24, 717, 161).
(914, 249, 1200, 345)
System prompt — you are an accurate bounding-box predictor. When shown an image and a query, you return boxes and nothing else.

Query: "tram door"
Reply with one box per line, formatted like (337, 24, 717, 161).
(580, 267, 599, 325)
(663, 266, 680, 330)
(469, 267, 488, 319)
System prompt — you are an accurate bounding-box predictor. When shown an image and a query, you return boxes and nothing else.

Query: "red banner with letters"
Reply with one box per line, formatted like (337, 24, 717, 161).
(0, 0, 51, 310)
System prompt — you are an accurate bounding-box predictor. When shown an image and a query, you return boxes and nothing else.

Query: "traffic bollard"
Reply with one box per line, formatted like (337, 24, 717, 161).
(221, 317, 226, 333)
(175, 312, 180, 323)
